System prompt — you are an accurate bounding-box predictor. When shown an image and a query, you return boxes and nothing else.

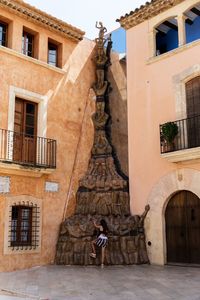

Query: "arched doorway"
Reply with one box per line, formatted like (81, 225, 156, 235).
(165, 190, 200, 264)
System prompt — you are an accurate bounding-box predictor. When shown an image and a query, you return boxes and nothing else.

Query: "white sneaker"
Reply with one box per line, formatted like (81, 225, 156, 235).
(101, 264, 104, 268)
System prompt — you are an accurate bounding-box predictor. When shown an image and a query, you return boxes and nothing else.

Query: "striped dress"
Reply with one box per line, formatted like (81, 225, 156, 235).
(96, 226, 108, 248)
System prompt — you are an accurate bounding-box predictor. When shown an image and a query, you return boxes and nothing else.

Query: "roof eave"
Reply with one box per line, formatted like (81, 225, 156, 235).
(0, 0, 85, 42)
(116, 0, 184, 30)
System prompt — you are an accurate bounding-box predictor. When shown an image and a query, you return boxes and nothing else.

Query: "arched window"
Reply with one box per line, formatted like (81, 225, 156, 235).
(185, 3, 200, 44)
(155, 18, 178, 55)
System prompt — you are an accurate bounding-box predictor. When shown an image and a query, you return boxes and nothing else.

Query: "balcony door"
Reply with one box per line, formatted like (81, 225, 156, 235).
(13, 98, 38, 164)
(186, 77, 200, 148)
(165, 191, 200, 264)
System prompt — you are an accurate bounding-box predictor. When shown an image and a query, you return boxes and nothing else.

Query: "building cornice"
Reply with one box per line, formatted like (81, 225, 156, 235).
(0, 0, 84, 42)
(117, 0, 184, 29)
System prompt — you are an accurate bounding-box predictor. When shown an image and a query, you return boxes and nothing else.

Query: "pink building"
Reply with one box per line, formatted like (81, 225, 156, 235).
(118, 0, 200, 265)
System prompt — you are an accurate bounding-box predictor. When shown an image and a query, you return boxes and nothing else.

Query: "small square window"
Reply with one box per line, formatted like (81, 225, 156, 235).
(22, 31, 34, 57)
(48, 42, 58, 67)
(9, 204, 40, 249)
(11, 206, 32, 246)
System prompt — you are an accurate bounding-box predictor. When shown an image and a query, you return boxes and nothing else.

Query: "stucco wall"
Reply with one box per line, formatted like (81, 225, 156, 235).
(127, 4, 200, 215)
(0, 7, 96, 271)
(126, 0, 200, 264)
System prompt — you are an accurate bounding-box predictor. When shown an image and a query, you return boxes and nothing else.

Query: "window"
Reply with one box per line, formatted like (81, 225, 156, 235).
(48, 42, 58, 67)
(185, 4, 200, 44)
(13, 98, 38, 164)
(9, 203, 40, 250)
(155, 18, 178, 55)
(0, 21, 7, 46)
(22, 31, 34, 57)
(11, 206, 32, 246)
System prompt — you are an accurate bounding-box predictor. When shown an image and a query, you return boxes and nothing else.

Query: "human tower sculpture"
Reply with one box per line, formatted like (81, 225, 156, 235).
(55, 23, 150, 265)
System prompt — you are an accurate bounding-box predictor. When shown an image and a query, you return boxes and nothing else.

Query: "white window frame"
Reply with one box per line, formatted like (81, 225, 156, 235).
(7, 86, 48, 161)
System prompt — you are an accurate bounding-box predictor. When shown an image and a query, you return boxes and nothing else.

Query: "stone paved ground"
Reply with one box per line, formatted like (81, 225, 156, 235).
(0, 265, 199, 300)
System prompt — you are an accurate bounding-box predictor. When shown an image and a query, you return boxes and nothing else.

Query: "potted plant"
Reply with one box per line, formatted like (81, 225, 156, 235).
(161, 122, 178, 151)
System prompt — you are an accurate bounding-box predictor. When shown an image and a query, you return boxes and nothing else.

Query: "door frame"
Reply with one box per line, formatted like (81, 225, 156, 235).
(8, 86, 48, 136)
(13, 98, 38, 164)
(7, 86, 48, 161)
(145, 168, 200, 265)
(165, 190, 200, 264)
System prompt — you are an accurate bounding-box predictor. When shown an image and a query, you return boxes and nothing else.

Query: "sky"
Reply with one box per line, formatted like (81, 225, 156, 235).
(25, 0, 146, 39)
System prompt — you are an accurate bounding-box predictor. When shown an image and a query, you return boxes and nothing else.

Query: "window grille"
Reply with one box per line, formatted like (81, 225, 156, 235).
(8, 201, 40, 250)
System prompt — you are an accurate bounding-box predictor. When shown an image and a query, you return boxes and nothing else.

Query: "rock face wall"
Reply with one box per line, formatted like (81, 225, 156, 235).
(55, 23, 149, 266)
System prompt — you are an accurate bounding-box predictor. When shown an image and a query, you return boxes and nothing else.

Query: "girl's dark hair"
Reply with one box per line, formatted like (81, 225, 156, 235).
(100, 219, 109, 232)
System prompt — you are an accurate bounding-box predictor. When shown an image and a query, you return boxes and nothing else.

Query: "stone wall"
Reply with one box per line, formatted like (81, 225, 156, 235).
(108, 53, 128, 177)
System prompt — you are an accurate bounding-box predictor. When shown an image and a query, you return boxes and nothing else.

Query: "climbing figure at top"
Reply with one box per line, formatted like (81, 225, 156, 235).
(96, 21, 107, 42)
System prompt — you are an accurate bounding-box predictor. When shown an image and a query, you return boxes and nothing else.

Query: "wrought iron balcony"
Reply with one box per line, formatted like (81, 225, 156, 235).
(0, 128, 56, 169)
(160, 115, 200, 155)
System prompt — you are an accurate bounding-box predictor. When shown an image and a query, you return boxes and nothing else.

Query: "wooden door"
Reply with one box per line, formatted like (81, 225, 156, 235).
(186, 193, 200, 263)
(13, 98, 38, 164)
(166, 191, 200, 264)
(186, 77, 200, 148)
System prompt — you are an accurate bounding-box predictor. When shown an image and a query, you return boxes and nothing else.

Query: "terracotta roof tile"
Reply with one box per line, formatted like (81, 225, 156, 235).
(117, 0, 184, 29)
(0, 0, 84, 41)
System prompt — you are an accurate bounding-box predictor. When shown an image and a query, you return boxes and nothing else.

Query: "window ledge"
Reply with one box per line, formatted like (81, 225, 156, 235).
(161, 146, 200, 163)
(0, 161, 55, 177)
(0, 45, 65, 74)
(147, 39, 200, 65)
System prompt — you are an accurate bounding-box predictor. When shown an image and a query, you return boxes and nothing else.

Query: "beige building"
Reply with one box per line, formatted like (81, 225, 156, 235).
(0, 0, 97, 272)
(118, 0, 200, 266)
(0, 0, 127, 271)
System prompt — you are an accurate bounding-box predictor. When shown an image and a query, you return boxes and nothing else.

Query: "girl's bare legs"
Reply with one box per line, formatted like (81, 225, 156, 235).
(91, 240, 96, 254)
(101, 247, 105, 266)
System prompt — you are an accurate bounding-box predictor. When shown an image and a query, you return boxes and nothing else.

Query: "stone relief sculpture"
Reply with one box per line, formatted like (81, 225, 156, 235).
(55, 23, 150, 266)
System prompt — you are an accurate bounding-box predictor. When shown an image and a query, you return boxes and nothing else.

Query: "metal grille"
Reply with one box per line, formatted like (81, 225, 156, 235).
(0, 128, 56, 168)
(8, 201, 40, 250)
(160, 114, 200, 153)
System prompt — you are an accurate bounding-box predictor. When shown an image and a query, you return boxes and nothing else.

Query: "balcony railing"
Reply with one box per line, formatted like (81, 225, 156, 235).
(160, 115, 200, 154)
(0, 128, 56, 168)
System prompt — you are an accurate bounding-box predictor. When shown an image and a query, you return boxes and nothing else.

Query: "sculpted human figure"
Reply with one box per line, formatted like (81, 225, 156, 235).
(96, 21, 107, 43)
(93, 53, 108, 95)
(55, 22, 150, 267)
(92, 22, 109, 96)
(135, 205, 150, 263)
(92, 102, 109, 129)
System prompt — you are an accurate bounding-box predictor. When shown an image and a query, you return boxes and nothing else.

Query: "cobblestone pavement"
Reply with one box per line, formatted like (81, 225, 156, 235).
(0, 265, 199, 300)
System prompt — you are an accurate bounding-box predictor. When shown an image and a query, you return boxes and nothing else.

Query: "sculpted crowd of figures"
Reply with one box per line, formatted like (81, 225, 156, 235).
(55, 22, 150, 266)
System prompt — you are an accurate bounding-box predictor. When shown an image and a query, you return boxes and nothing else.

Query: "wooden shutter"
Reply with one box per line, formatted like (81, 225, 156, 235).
(186, 77, 200, 147)
(13, 98, 38, 164)
(186, 76, 200, 117)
